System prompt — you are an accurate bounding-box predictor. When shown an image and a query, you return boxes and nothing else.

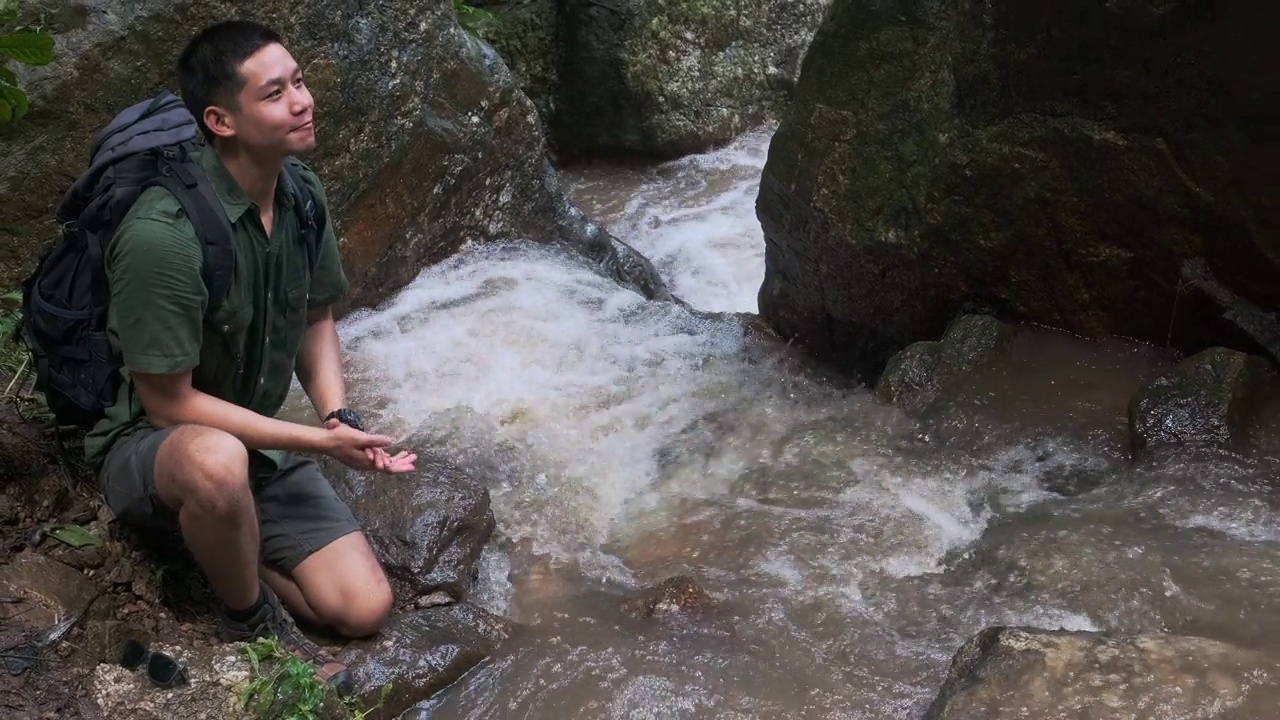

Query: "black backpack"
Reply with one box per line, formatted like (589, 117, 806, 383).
(18, 91, 324, 428)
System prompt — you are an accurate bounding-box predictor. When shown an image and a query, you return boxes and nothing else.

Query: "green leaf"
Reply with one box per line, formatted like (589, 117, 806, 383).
(0, 31, 53, 65)
(45, 524, 101, 549)
(0, 75, 26, 123)
(0, 10, 15, 27)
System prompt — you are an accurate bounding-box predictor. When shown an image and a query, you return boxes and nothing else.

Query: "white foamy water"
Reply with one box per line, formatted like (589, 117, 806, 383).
(326, 128, 1280, 718)
(564, 128, 774, 313)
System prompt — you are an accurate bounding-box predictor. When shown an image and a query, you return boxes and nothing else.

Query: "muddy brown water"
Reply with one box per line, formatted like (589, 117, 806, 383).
(288, 128, 1280, 718)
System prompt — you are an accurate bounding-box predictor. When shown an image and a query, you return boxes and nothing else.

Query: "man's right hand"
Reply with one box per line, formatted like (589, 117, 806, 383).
(322, 419, 417, 474)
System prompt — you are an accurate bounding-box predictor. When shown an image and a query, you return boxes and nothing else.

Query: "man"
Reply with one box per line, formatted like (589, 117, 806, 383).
(83, 20, 415, 694)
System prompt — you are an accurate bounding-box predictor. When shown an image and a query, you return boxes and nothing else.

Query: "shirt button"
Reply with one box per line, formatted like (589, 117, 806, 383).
(222, 325, 230, 332)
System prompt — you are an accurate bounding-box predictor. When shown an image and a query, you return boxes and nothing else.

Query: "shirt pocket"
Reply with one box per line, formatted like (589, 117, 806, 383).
(277, 277, 312, 366)
(195, 295, 252, 398)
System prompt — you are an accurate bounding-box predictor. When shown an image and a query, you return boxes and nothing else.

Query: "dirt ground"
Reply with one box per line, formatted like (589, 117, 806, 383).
(0, 397, 224, 719)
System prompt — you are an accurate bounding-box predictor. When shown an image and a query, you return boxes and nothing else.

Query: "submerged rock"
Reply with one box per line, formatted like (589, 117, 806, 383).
(485, 0, 831, 159)
(1128, 347, 1278, 456)
(622, 575, 716, 621)
(340, 603, 514, 717)
(876, 314, 1017, 414)
(0, 0, 667, 310)
(323, 440, 496, 605)
(757, 0, 1278, 382)
(923, 627, 1280, 720)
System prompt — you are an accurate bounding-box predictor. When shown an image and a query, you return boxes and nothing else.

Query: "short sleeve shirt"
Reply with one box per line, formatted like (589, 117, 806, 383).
(83, 142, 347, 467)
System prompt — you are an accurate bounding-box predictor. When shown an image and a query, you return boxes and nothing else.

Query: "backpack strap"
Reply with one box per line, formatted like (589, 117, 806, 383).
(149, 142, 238, 313)
(283, 158, 325, 274)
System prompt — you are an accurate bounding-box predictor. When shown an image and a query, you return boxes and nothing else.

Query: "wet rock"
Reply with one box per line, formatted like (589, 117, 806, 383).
(942, 500, 1280, 653)
(340, 603, 514, 718)
(323, 437, 496, 605)
(1128, 347, 1278, 455)
(923, 627, 1280, 720)
(89, 642, 254, 720)
(1, 0, 667, 310)
(757, 0, 1278, 382)
(486, 0, 830, 159)
(622, 575, 716, 621)
(876, 315, 1018, 414)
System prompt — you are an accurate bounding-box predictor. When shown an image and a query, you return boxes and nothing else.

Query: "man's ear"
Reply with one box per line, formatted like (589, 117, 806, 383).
(202, 105, 236, 140)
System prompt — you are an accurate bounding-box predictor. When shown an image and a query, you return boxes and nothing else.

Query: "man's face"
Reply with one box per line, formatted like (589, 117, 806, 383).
(210, 42, 316, 156)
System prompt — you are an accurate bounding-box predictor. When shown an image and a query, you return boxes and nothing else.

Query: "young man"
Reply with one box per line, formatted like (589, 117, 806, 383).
(83, 20, 416, 695)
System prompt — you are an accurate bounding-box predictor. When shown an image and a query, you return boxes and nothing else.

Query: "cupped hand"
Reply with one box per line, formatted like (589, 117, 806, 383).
(324, 418, 417, 473)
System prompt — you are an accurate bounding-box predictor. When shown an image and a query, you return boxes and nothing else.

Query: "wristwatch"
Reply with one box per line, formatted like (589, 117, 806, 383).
(324, 408, 365, 431)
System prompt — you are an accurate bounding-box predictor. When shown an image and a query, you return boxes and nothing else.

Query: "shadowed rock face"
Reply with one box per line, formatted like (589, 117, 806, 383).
(923, 627, 1280, 720)
(482, 0, 832, 160)
(757, 0, 1279, 382)
(0, 0, 667, 310)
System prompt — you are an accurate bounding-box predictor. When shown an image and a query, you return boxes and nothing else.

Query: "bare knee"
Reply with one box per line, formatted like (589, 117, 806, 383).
(317, 574, 393, 638)
(155, 425, 250, 514)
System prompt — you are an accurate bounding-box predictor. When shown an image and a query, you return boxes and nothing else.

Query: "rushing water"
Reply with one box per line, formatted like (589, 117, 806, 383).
(328, 128, 1280, 718)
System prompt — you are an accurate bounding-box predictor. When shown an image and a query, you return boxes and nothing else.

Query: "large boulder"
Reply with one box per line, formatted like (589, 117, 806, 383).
(757, 0, 1279, 382)
(483, 0, 831, 160)
(321, 434, 497, 606)
(0, 0, 667, 309)
(923, 627, 1280, 720)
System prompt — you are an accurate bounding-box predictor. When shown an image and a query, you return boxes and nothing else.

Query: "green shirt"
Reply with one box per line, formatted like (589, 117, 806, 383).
(84, 142, 348, 467)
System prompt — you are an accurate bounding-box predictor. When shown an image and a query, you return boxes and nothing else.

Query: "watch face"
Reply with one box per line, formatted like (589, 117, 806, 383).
(328, 409, 363, 430)
(340, 410, 364, 430)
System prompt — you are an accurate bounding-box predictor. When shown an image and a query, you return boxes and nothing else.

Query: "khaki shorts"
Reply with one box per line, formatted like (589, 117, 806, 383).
(99, 427, 360, 572)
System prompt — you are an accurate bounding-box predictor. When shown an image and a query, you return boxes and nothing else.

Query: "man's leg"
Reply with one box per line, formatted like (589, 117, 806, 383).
(100, 425, 260, 610)
(151, 426, 261, 611)
(260, 532, 391, 637)
(99, 426, 357, 695)
(254, 453, 393, 639)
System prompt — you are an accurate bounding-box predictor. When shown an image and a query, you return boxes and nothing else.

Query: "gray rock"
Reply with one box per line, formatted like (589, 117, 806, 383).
(1, 0, 667, 311)
(322, 439, 497, 605)
(88, 605, 513, 719)
(0, 552, 98, 624)
(923, 627, 1280, 720)
(1128, 347, 1277, 455)
(876, 315, 1017, 413)
(90, 643, 255, 720)
(486, 0, 831, 159)
(757, 0, 1278, 382)
(340, 603, 514, 718)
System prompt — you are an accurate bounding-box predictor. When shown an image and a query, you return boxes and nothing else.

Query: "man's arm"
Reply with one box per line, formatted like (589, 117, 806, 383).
(134, 370, 332, 451)
(295, 306, 347, 421)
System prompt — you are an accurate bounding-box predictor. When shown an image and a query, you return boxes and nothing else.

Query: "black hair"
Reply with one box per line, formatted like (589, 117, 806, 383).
(177, 20, 284, 139)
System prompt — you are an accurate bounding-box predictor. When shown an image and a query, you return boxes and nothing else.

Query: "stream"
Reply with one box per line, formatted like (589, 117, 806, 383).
(328, 128, 1280, 718)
